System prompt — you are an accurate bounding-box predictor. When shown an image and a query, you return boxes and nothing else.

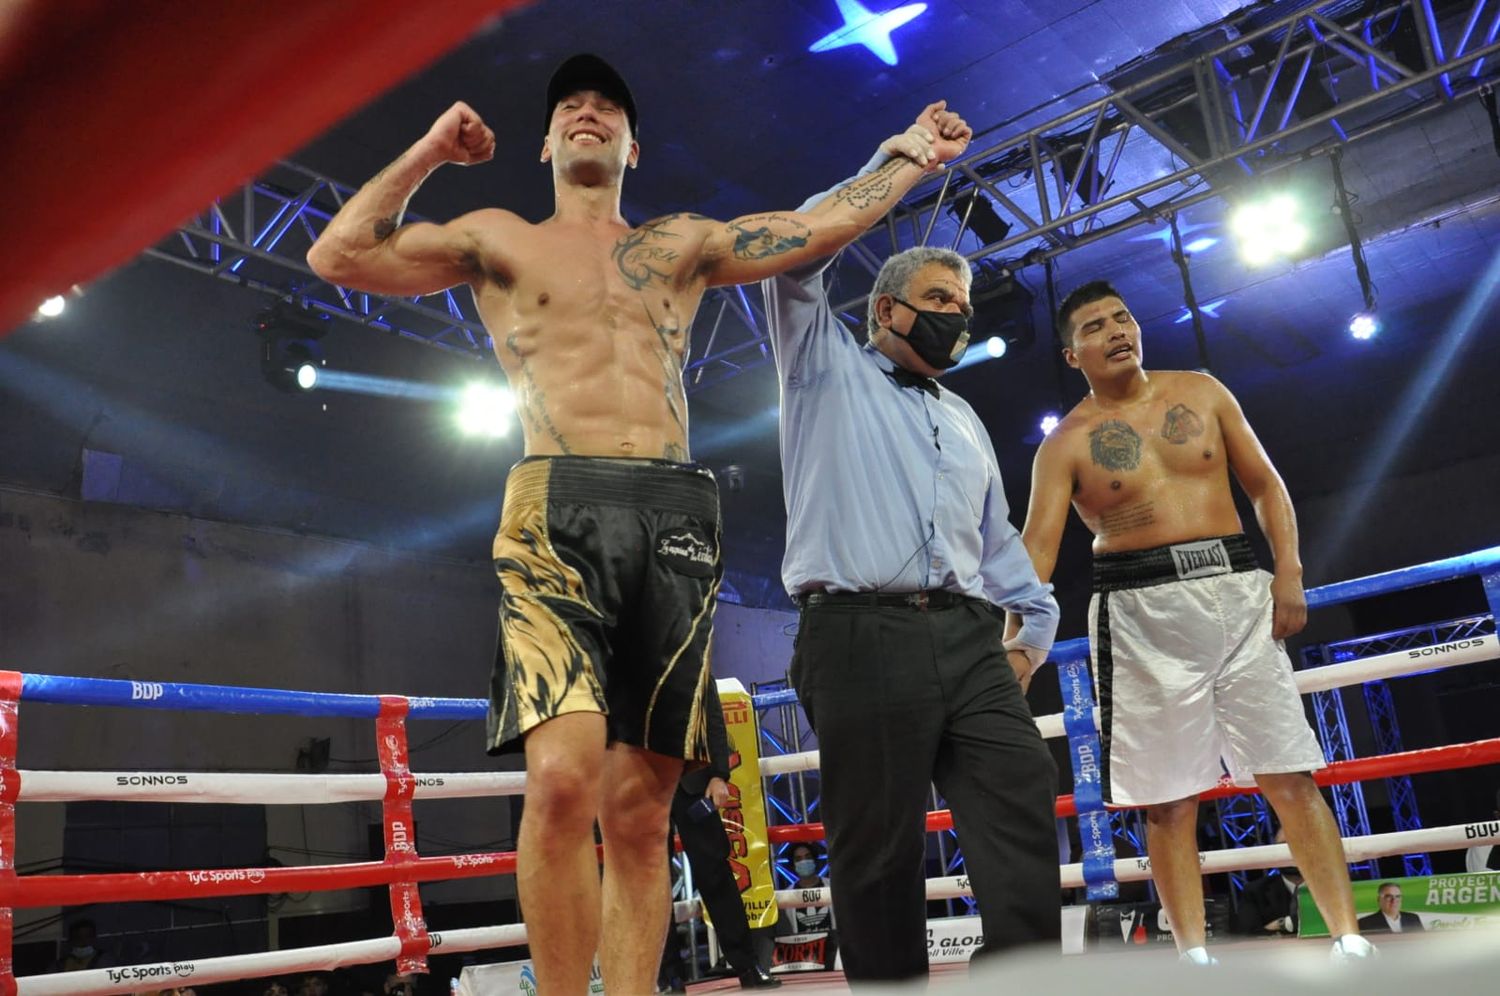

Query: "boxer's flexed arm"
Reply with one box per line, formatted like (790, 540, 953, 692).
(698, 101, 972, 287)
(308, 101, 515, 296)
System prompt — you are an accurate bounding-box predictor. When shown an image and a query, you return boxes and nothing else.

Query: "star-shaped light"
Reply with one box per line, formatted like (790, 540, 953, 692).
(808, 0, 928, 67)
(1174, 298, 1227, 324)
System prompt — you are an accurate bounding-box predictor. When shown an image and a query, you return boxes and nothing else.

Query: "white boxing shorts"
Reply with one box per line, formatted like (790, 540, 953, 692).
(1087, 534, 1326, 807)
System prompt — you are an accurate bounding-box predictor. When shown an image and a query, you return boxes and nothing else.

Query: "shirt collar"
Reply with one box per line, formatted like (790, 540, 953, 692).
(864, 343, 941, 399)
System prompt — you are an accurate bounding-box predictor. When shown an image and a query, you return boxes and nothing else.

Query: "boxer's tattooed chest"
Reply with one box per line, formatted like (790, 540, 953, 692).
(1161, 403, 1206, 444)
(612, 214, 709, 290)
(1089, 419, 1142, 471)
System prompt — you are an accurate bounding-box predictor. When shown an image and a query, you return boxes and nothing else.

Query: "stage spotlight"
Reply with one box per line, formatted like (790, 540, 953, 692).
(1183, 237, 1219, 254)
(256, 304, 330, 392)
(1040, 413, 1060, 437)
(1348, 311, 1379, 340)
(260, 338, 323, 392)
(985, 336, 1007, 358)
(36, 296, 65, 318)
(456, 383, 516, 438)
(1230, 195, 1308, 266)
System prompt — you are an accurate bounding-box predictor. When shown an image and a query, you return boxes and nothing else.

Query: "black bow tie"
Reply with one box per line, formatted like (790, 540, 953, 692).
(884, 366, 940, 398)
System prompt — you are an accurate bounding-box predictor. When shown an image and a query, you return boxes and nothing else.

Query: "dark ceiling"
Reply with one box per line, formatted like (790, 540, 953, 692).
(4, 0, 1499, 625)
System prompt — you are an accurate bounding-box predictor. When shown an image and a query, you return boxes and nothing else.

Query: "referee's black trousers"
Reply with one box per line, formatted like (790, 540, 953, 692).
(788, 598, 1060, 983)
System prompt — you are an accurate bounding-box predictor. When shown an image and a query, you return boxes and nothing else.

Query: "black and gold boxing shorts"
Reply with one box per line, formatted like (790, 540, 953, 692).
(486, 456, 722, 761)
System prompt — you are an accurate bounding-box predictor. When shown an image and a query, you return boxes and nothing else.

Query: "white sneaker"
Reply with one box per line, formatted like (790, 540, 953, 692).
(1330, 934, 1378, 962)
(1178, 946, 1219, 966)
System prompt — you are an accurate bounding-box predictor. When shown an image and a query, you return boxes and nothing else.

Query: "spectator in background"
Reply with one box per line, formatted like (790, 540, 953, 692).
(658, 682, 778, 990)
(1463, 788, 1500, 872)
(383, 970, 418, 995)
(51, 918, 110, 972)
(777, 842, 834, 935)
(296, 974, 331, 996)
(1233, 827, 1303, 936)
(262, 983, 292, 996)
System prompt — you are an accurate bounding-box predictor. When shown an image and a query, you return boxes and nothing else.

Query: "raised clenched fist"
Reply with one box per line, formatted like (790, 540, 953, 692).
(424, 101, 496, 166)
(913, 100, 972, 164)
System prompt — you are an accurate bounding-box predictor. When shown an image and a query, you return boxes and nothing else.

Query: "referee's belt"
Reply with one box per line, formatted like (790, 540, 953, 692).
(795, 589, 984, 611)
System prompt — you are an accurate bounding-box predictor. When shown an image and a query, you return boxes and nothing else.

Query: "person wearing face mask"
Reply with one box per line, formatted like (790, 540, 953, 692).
(779, 842, 835, 935)
(51, 918, 110, 973)
(759, 107, 1062, 984)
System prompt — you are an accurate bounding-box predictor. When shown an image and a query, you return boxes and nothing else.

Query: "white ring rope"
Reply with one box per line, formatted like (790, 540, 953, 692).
(10, 616, 1492, 990)
(774, 821, 1500, 909)
(16, 925, 527, 996)
(14, 769, 526, 805)
(761, 633, 1498, 776)
(22, 822, 1495, 993)
(13, 634, 1493, 802)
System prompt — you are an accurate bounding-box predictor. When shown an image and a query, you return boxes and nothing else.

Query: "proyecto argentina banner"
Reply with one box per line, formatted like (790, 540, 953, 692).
(1299, 870, 1500, 936)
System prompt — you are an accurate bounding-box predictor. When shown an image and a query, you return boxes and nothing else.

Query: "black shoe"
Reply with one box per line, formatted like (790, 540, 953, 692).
(737, 966, 781, 989)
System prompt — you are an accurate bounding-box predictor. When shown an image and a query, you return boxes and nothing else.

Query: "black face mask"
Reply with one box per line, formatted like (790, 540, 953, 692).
(889, 298, 970, 369)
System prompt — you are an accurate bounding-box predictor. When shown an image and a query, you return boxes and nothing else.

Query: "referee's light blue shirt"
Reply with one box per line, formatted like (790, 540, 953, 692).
(761, 151, 1059, 655)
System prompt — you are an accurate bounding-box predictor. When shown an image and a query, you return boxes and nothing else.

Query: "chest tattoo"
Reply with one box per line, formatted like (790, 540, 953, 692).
(1161, 403, 1206, 444)
(1089, 419, 1142, 471)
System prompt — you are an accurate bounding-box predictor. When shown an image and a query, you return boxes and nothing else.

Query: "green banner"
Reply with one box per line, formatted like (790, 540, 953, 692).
(1299, 871, 1500, 937)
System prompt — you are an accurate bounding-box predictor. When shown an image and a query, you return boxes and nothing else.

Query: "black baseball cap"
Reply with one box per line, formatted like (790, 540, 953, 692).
(544, 53, 637, 136)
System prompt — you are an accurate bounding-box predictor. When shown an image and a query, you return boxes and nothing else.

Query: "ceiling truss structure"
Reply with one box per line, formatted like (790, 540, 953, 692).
(146, 1, 1500, 393)
(146, 162, 772, 392)
(684, 0, 1500, 388)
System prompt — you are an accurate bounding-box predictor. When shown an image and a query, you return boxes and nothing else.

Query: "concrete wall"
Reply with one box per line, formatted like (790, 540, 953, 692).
(0, 486, 516, 938)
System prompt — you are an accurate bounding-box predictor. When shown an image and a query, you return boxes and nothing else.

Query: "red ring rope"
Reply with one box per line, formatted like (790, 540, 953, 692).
(766, 736, 1500, 843)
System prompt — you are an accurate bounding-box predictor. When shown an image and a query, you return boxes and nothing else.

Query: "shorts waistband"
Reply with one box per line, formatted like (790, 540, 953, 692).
(504, 456, 720, 520)
(1092, 534, 1259, 592)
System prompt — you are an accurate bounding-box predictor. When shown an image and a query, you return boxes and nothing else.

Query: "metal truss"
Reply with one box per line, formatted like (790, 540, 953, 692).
(1306, 614, 1494, 663)
(689, 0, 1500, 385)
(144, 3, 1500, 391)
(1214, 794, 1276, 899)
(146, 160, 769, 393)
(931, 788, 978, 917)
(1307, 677, 1380, 878)
(1301, 611, 1497, 875)
(752, 678, 821, 889)
(146, 161, 493, 359)
(1361, 679, 1432, 875)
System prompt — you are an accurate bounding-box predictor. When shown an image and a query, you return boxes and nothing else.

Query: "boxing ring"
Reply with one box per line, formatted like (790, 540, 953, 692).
(3, 546, 1499, 993)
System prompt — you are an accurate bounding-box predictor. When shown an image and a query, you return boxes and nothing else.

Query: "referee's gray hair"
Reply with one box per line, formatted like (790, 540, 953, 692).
(866, 247, 972, 337)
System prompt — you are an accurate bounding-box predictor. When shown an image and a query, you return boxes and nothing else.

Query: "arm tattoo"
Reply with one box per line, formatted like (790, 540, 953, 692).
(373, 214, 399, 241)
(1089, 420, 1142, 471)
(1161, 403, 1205, 444)
(613, 214, 706, 290)
(1098, 501, 1156, 537)
(727, 214, 811, 260)
(829, 158, 903, 211)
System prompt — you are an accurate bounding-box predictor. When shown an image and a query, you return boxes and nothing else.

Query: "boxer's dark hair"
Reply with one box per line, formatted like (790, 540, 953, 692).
(1055, 280, 1125, 347)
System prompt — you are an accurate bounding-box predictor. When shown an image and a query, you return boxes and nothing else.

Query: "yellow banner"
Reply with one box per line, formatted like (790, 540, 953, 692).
(708, 680, 779, 929)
